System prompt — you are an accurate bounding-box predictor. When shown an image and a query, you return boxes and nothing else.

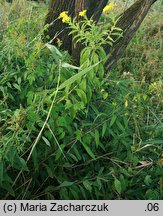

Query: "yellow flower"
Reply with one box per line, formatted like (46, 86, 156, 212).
(79, 10, 87, 17)
(58, 11, 67, 19)
(58, 11, 71, 23)
(103, 2, 116, 13)
(125, 100, 128, 107)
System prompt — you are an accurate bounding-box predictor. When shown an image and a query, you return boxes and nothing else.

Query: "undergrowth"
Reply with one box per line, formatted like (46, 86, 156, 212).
(0, 0, 162, 199)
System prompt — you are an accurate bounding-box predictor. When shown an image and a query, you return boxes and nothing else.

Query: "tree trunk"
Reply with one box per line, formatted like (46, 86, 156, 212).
(44, 0, 158, 73)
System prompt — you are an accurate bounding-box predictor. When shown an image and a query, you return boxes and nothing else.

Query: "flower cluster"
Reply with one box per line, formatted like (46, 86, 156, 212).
(79, 10, 87, 17)
(58, 11, 71, 23)
(58, 3, 116, 23)
(58, 10, 87, 23)
(103, 2, 116, 13)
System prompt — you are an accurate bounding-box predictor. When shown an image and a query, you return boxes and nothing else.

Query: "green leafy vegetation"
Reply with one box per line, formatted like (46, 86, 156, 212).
(0, 0, 162, 199)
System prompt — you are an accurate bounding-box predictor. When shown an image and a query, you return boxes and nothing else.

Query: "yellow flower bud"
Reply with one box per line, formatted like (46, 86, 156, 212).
(79, 10, 87, 17)
(103, 3, 116, 13)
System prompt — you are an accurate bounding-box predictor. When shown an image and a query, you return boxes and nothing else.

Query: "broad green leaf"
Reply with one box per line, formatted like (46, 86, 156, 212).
(17, 77, 21, 84)
(73, 146, 82, 160)
(27, 91, 34, 105)
(13, 83, 21, 91)
(32, 148, 39, 170)
(114, 178, 122, 194)
(55, 144, 65, 161)
(102, 91, 108, 100)
(98, 167, 104, 176)
(68, 153, 78, 162)
(92, 53, 99, 62)
(96, 178, 102, 190)
(97, 47, 106, 60)
(62, 63, 80, 70)
(116, 120, 125, 132)
(60, 187, 69, 199)
(75, 129, 82, 142)
(132, 155, 139, 166)
(142, 140, 163, 145)
(19, 158, 29, 172)
(79, 185, 87, 199)
(60, 181, 74, 187)
(145, 189, 159, 200)
(110, 115, 117, 127)
(95, 129, 100, 148)
(42, 136, 51, 147)
(45, 165, 54, 178)
(58, 62, 100, 90)
(113, 27, 123, 31)
(98, 63, 104, 79)
(83, 180, 92, 192)
(12, 154, 29, 171)
(144, 175, 152, 186)
(44, 185, 56, 193)
(107, 35, 114, 42)
(70, 188, 79, 199)
(79, 78, 87, 92)
(102, 122, 107, 138)
(82, 143, 96, 160)
(5, 147, 16, 165)
(87, 85, 92, 101)
(45, 43, 63, 57)
(76, 89, 87, 105)
(80, 48, 91, 65)
(120, 169, 131, 177)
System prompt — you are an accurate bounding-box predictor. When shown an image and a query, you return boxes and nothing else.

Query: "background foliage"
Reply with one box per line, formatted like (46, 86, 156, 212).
(0, 0, 162, 199)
